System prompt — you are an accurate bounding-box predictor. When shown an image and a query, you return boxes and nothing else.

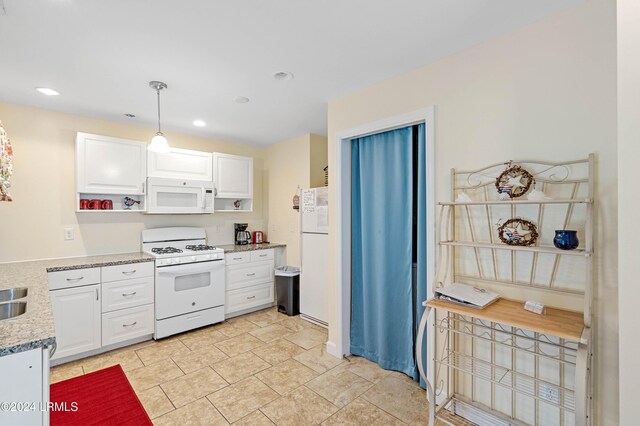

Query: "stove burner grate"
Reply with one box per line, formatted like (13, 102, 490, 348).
(185, 244, 217, 251)
(151, 247, 183, 254)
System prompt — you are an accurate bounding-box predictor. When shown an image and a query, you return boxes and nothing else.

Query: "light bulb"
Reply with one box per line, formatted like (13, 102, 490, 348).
(148, 133, 170, 153)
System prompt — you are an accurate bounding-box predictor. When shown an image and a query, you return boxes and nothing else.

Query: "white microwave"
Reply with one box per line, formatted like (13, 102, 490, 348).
(146, 177, 214, 214)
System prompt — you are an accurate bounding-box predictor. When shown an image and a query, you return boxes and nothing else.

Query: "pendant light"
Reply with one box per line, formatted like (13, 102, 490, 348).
(148, 81, 170, 153)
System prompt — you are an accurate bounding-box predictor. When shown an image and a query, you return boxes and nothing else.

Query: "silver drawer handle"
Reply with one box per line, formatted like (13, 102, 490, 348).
(66, 277, 84, 282)
(122, 322, 137, 328)
(246, 295, 256, 300)
(121, 270, 137, 275)
(259, 254, 267, 257)
(122, 292, 137, 297)
(233, 257, 243, 260)
(246, 273, 256, 277)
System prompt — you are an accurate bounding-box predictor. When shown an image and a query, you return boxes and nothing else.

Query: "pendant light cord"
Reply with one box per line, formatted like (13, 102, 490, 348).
(156, 89, 162, 134)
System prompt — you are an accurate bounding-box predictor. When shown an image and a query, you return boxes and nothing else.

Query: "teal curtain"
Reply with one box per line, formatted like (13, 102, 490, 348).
(351, 126, 415, 377)
(350, 123, 428, 383)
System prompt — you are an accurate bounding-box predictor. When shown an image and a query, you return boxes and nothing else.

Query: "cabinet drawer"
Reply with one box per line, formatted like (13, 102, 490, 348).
(102, 304, 154, 347)
(251, 249, 274, 262)
(227, 260, 274, 290)
(225, 251, 250, 265)
(226, 283, 274, 314)
(48, 267, 101, 290)
(102, 262, 154, 283)
(102, 277, 154, 313)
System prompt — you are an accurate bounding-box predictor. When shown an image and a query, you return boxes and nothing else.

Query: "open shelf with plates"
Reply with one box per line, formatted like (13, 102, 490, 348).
(422, 156, 594, 426)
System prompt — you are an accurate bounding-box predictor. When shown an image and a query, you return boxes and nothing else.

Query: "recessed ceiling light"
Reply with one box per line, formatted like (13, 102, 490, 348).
(124, 113, 136, 118)
(273, 71, 294, 81)
(193, 120, 206, 127)
(35, 87, 60, 96)
(234, 96, 250, 104)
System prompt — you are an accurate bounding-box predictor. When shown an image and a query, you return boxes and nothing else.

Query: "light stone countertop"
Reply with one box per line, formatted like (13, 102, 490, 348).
(218, 242, 286, 254)
(0, 252, 154, 357)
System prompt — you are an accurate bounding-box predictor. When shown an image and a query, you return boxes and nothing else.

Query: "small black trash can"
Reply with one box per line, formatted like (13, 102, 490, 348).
(275, 266, 300, 316)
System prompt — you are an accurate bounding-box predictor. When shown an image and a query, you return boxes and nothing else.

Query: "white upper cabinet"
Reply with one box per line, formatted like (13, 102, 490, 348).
(76, 132, 147, 195)
(213, 153, 253, 199)
(148, 147, 213, 181)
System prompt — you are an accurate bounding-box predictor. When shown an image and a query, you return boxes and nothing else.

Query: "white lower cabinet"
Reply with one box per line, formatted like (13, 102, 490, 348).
(226, 283, 274, 313)
(101, 277, 154, 313)
(50, 284, 101, 360)
(48, 263, 155, 364)
(225, 249, 275, 316)
(0, 347, 50, 426)
(102, 304, 154, 346)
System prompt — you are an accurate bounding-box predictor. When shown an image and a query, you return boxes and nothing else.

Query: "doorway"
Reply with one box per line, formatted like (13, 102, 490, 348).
(328, 107, 436, 385)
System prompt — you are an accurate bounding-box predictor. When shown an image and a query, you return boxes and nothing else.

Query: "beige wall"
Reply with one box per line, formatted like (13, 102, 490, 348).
(326, 0, 617, 424)
(617, 0, 639, 423)
(0, 102, 267, 262)
(265, 133, 328, 266)
(309, 134, 328, 187)
(265, 134, 311, 266)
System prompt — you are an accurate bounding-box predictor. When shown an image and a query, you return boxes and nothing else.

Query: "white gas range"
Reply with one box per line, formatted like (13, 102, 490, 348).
(142, 227, 225, 339)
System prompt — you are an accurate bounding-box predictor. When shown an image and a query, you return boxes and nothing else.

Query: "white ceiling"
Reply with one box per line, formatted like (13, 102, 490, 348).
(0, 0, 584, 146)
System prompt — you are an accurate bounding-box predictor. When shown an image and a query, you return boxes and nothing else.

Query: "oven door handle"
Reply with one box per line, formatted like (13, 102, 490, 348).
(157, 264, 223, 276)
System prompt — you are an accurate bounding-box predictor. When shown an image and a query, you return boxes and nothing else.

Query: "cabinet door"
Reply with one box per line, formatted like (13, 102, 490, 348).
(213, 153, 253, 199)
(76, 132, 147, 195)
(148, 147, 213, 181)
(50, 284, 101, 360)
(0, 348, 46, 426)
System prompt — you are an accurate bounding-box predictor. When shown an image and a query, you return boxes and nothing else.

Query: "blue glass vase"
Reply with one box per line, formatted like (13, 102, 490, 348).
(553, 230, 579, 250)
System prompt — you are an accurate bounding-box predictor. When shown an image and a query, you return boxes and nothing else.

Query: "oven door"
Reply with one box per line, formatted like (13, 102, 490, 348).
(147, 177, 214, 214)
(155, 260, 225, 319)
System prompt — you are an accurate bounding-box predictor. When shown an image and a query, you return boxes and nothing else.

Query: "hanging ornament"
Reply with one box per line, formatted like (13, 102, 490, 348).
(497, 218, 539, 246)
(292, 185, 300, 210)
(495, 162, 534, 200)
(0, 121, 13, 202)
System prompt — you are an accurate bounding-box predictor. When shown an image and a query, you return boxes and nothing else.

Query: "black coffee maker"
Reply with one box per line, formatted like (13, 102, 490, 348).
(234, 223, 251, 245)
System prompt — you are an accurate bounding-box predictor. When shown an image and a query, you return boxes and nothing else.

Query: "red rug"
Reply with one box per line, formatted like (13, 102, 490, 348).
(50, 364, 152, 425)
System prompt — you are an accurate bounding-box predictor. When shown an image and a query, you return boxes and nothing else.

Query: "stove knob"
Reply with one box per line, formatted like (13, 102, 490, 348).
(166, 258, 173, 264)
(191, 256, 197, 261)
(175, 258, 181, 263)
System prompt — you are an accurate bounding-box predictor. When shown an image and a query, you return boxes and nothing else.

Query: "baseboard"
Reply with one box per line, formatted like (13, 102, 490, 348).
(50, 334, 153, 367)
(326, 341, 340, 358)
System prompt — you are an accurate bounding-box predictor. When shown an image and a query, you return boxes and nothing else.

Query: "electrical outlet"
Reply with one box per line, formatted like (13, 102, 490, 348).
(540, 384, 560, 403)
(271, 224, 277, 231)
(289, 223, 296, 233)
(63, 227, 74, 241)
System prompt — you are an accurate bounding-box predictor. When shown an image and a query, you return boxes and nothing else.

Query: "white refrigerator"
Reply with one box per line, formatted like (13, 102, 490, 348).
(300, 186, 329, 326)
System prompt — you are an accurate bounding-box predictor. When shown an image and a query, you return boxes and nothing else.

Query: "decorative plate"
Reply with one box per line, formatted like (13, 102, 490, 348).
(495, 164, 534, 199)
(497, 218, 539, 246)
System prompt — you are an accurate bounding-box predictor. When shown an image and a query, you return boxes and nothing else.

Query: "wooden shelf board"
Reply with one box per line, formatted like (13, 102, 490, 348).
(426, 297, 584, 342)
(440, 241, 590, 256)
(439, 199, 591, 206)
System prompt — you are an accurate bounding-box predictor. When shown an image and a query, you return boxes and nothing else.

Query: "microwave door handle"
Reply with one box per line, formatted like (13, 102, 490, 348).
(201, 187, 205, 210)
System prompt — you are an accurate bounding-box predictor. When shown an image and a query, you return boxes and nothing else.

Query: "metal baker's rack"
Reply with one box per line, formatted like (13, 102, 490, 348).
(421, 155, 594, 426)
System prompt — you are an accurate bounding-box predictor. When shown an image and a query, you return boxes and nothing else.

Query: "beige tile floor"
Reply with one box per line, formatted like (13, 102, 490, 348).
(50, 308, 432, 425)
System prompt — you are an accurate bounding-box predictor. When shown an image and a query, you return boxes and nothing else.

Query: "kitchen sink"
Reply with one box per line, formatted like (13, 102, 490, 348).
(0, 302, 27, 320)
(0, 287, 28, 302)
